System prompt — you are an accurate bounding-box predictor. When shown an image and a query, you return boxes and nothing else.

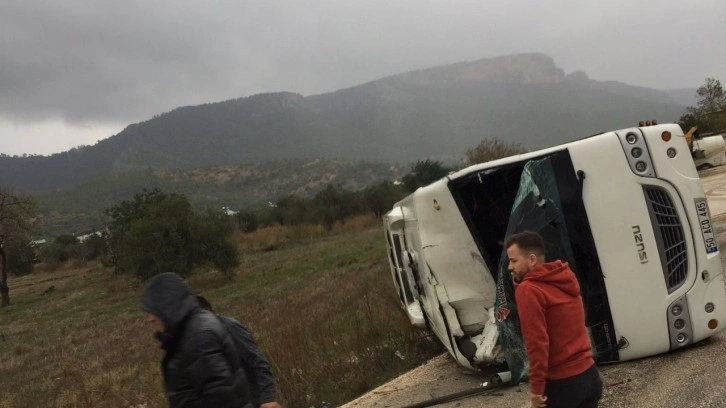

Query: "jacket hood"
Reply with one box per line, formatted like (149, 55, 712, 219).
(141, 272, 199, 335)
(522, 260, 581, 297)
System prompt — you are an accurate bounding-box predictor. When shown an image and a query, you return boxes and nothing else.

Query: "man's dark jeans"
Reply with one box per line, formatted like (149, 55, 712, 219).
(543, 364, 602, 408)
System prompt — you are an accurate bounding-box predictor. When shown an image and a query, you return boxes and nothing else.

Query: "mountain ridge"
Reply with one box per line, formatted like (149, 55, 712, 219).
(1, 52, 690, 193)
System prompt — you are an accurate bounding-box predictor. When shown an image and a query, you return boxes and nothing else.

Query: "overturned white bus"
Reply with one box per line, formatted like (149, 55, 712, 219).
(383, 123, 726, 380)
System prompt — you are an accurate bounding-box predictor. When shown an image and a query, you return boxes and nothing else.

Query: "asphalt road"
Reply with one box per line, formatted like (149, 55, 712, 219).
(341, 167, 726, 408)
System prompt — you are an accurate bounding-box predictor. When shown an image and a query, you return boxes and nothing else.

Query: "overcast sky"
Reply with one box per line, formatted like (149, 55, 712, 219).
(1, 0, 724, 156)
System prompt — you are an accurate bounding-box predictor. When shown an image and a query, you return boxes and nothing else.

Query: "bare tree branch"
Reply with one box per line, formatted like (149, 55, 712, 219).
(0, 188, 37, 306)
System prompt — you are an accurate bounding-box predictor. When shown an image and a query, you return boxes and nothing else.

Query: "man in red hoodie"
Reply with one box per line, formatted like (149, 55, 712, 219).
(505, 231, 602, 408)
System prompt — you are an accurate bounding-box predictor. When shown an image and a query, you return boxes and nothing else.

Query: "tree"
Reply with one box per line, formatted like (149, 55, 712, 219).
(0, 189, 37, 306)
(307, 184, 352, 228)
(679, 78, 726, 134)
(363, 181, 406, 218)
(695, 78, 725, 115)
(191, 210, 240, 274)
(39, 234, 82, 268)
(79, 234, 106, 261)
(402, 160, 450, 192)
(104, 189, 239, 279)
(678, 111, 699, 134)
(235, 210, 258, 233)
(466, 137, 528, 165)
(4, 239, 35, 277)
(103, 188, 169, 268)
(270, 195, 307, 226)
(39, 242, 68, 269)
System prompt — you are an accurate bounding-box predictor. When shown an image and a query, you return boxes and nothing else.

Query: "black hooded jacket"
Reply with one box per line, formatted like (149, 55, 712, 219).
(142, 272, 252, 408)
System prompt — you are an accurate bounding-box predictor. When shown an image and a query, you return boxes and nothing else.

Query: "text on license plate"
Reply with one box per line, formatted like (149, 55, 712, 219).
(696, 199, 718, 254)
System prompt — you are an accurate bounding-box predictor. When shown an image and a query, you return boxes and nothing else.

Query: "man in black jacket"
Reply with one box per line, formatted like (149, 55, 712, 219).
(142, 272, 253, 408)
(197, 295, 282, 408)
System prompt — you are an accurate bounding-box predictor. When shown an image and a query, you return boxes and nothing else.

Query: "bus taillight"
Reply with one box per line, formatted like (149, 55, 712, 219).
(708, 319, 718, 330)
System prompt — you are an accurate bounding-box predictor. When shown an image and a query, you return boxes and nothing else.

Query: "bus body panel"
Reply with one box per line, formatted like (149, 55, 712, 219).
(383, 123, 726, 372)
(690, 272, 726, 341)
(566, 135, 673, 358)
(641, 125, 726, 345)
(384, 182, 495, 369)
(402, 178, 497, 369)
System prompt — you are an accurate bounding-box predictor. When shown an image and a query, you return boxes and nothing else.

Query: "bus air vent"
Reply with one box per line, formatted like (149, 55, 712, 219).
(644, 186, 688, 293)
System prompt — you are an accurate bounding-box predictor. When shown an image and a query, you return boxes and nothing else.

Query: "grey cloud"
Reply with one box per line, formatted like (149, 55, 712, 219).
(1, 0, 724, 129)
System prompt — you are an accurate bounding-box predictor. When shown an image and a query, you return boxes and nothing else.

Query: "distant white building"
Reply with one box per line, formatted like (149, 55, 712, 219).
(221, 206, 239, 216)
(76, 231, 103, 242)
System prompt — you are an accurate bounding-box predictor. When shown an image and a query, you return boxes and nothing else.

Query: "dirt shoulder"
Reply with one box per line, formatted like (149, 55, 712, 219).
(341, 333, 726, 408)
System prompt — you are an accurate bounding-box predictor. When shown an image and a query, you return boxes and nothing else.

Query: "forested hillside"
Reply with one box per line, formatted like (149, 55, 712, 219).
(35, 158, 404, 237)
(1, 53, 687, 192)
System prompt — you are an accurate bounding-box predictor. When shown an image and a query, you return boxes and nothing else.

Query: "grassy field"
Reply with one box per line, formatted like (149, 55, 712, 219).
(0, 215, 441, 407)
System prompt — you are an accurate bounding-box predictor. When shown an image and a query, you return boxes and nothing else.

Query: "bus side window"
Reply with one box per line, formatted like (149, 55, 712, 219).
(386, 233, 396, 267)
(391, 234, 414, 302)
(392, 234, 404, 267)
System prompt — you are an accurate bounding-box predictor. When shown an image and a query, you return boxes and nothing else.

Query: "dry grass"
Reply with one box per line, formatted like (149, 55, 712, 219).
(237, 214, 381, 252)
(0, 265, 165, 408)
(0, 217, 438, 407)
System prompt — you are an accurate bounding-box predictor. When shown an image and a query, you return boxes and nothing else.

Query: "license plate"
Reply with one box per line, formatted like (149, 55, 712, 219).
(696, 199, 718, 254)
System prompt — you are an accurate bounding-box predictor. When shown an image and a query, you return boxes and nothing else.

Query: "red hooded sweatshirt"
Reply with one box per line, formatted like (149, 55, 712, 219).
(515, 260, 594, 395)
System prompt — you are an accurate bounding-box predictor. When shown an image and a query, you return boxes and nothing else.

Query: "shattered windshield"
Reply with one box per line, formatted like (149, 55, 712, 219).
(494, 157, 577, 382)
(492, 155, 617, 383)
(449, 150, 618, 378)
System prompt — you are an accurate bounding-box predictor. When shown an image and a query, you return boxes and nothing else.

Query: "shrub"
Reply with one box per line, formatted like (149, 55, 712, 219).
(39, 242, 69, 269)
(235, 210, 258, 233)
(466, 137, 527, 165)
(4, 240, 35, 276)
(104, 189, 240, 279)
(79, 234, 106, 261)
(402, 160, 450, 192)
